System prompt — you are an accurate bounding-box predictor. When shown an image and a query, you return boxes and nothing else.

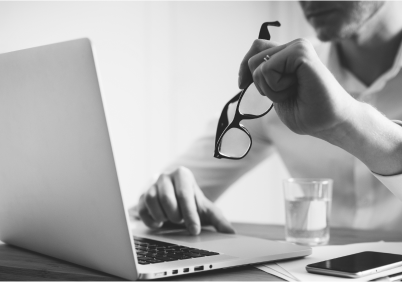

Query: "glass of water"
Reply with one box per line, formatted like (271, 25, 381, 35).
(283, 178, 333, 246)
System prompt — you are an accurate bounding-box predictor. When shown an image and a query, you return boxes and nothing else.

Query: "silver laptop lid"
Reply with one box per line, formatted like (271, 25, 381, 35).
(0, 39, 137, 280)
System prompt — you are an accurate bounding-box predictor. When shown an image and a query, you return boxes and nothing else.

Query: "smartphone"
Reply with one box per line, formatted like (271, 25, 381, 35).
(306, 251, 402, 278)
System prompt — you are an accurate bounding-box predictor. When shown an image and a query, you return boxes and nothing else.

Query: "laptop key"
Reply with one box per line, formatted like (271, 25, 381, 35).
(189, 248, 206, 252)
(202, 252, 219, 256)
(139, 257, 162, 264)
(182, 252, 204, 258)
(140, 257, 157, 262)
(138, 260, 150, 265)
(134, 241, 146, 245)
(155, 255, 178, 262)
(167, 254, 191, 260)
(149, 258, 163, 264)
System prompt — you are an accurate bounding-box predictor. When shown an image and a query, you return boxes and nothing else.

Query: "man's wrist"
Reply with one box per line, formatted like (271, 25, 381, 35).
(314, 96, 362, 147)
(316, 101, 402, 176)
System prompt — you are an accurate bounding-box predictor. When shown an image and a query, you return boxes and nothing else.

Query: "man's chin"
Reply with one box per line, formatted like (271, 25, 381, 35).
(314, 27, 341, 42)
(316, 32, 334, 42)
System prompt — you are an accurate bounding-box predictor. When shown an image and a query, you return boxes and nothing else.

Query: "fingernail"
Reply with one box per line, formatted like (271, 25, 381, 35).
(189, 224, 200, 235)
(152, 221, 163, 229)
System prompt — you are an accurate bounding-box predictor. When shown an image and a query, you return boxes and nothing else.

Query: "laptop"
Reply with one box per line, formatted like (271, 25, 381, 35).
(0, 38, 311, 280)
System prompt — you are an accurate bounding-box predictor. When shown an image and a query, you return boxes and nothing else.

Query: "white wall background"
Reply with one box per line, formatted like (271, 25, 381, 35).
(0, 1, 314, 224)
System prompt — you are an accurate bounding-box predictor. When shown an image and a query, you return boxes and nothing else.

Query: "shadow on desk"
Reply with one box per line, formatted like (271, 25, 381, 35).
(0, 223, 401, 281)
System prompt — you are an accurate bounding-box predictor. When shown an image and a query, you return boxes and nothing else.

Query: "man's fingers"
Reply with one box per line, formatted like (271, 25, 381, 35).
(247, 40, 295, 75)
(140, 166, 229, 236)
(195, 189, 235, 234)
(172, 167, 201, 235)
(156, 174, 183, 224)
(251, 42, 301, 102)
(253, 64, 296, 103)
(138, 196, 163, 229)
(207, 205, 235, 234)
(238, 39, 280, 89)
(144, 185, 168, 223)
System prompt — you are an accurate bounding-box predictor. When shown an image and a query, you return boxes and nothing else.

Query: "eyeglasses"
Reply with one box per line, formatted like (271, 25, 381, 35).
(214, 21, 280, 160)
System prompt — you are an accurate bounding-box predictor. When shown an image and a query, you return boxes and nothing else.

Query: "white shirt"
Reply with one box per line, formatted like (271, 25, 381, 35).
(169, 40, 402, 231)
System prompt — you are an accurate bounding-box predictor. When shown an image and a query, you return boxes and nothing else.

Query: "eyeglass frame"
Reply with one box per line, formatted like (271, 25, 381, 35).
(214, 21, 280, 160)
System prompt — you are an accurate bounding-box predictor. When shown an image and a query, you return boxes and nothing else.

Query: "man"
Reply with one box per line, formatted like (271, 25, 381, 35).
(133, 1, 402, 235)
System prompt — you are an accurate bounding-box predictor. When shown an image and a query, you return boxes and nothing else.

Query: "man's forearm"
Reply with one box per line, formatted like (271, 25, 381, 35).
(319, 101, 402, 176)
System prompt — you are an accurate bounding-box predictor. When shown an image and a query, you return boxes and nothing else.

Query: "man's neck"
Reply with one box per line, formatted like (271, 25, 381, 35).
(336, 2, 402, 87)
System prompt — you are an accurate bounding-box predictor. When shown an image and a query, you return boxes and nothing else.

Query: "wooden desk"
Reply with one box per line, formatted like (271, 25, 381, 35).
(1, 223, 401, 281)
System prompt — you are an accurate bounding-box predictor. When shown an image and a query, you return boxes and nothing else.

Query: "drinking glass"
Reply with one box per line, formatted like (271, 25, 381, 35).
(283, 178, 333, 246)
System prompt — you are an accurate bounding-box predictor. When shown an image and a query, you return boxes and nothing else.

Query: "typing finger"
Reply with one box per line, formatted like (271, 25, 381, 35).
(156, 174, 183, 224)
(172, 167, 201, 235)
(206, 203, 235, 234)
(195, 188, 235, 234)
(144, 184, 168, 223)
(138, 195, 163, 229)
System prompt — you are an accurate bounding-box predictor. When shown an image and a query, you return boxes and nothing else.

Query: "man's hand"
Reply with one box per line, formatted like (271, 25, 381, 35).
(238, 38, 402, 176)
(134, 166, 235, 235)
(239, 38, 358, 139)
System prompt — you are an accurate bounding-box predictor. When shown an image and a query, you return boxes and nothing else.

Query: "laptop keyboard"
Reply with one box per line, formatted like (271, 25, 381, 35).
(134, 236, 219, 265)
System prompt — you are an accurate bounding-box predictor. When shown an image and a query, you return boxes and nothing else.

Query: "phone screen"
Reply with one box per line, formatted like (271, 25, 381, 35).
(308, 251, 402, 274)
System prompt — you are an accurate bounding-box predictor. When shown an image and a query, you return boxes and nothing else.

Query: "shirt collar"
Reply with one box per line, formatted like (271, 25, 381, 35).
(325, 40, 402, 97)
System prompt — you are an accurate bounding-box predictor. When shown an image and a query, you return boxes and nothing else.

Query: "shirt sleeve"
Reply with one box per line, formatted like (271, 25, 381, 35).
(372, 120, 402, 201)
(165, 114, 275, 202)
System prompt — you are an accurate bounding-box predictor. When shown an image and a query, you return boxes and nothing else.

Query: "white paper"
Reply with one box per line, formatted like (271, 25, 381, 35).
(276, 242, 402, 281)
(265, 263, 297, 280)
(255, 264, 298, 281)
(274, 263, 301, 281)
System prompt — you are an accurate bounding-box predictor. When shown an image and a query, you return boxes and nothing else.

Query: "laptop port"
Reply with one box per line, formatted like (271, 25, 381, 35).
(194, 266, 204, 271)
(154, 272, 166, 277)
(183, 268, 189, 273)
(172, 270, 178, 274)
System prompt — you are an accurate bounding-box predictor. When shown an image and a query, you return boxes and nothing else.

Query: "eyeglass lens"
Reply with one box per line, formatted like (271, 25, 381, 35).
(218, 83, 273, 158)
(239, 83, 272, 115)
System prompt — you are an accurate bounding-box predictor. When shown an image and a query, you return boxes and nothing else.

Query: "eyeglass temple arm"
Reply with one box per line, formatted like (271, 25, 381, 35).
(258, 21, 281, 40)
